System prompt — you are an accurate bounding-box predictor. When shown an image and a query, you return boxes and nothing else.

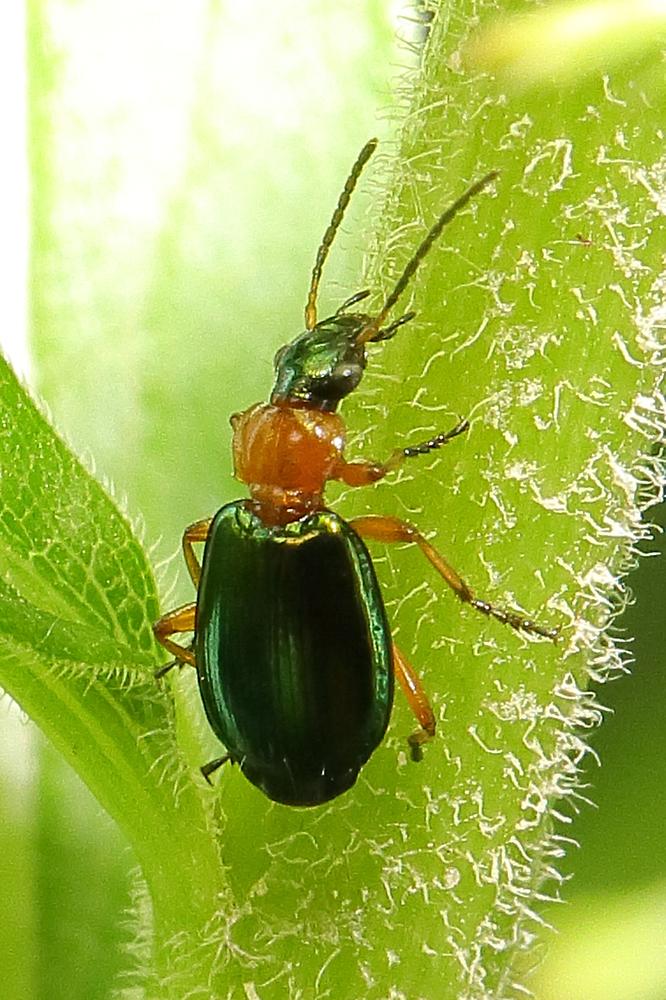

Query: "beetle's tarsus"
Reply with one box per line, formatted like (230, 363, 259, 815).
(408, 734, 425, 763)
(469, 598, 559, 642)
(154, 659, 178, 680)
(200, 754, 231, 784)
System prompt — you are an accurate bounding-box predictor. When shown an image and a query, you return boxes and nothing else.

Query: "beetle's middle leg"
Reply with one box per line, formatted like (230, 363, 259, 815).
(393, 643, 436, 762)
(351, 515, 558, 641)
(182, 518, 213, 588)
(153, 602, 197, 675)
(153, 519, 212, 678)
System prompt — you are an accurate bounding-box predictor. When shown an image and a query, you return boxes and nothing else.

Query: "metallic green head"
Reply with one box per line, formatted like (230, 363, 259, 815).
(270, 312, 373, 412)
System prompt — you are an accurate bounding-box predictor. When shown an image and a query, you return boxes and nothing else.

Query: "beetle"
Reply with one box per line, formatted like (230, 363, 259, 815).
(153, 139, 557, 807)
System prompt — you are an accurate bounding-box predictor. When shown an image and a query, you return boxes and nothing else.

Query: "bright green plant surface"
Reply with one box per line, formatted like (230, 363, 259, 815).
(1, 1, 665, 998)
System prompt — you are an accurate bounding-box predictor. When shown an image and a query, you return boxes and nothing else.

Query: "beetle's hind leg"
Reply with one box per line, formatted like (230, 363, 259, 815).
(153, 602, 197, 675)
(393, 643, 436, 762)
(351, 515, 558, 641)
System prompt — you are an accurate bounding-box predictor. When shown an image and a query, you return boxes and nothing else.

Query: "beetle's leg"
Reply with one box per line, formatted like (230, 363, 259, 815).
(183, 518, 213, 588)
(153, 602, 197, 668)
(351, 515, 559, 641)
(154, 639, 195, 679)
(201, 754, 231, 784)
(154, 521, 211, 678)
(333, 418, 469, 487)
(393, 643, 436, 762)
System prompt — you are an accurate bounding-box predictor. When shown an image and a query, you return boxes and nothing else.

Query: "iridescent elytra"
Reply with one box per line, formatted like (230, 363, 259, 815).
(153, 140, 557, 807)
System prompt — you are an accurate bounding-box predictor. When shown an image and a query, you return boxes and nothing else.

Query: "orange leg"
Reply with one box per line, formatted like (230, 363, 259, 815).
(182, 518, 213, 588)
(154, 519, 211, 678)
(393, 643, 436, 762)
(351, 515, 558, 641)
(153, 602, 197, 673)
(333, 419, 469, 487)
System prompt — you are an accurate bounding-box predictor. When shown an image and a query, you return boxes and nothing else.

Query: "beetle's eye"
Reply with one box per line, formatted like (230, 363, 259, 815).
(326, 364, 363, 398)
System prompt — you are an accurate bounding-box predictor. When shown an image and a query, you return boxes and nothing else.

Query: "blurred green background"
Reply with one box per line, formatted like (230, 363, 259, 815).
(1, 1, 664, 997)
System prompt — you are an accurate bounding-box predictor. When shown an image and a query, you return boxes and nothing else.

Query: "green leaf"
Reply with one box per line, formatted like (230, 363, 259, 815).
(0, 355, 157, 654)
(339, 4, 665, 995)
(0, 353, 164, 846)
(0, 354, 225, 995)
(339, 6, 665, 995)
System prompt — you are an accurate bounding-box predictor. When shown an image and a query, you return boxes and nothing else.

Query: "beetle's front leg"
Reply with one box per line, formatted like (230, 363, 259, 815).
(153, 602, 197, 675)
(332, 418, 469, 487)
(351, 515, 559, 641)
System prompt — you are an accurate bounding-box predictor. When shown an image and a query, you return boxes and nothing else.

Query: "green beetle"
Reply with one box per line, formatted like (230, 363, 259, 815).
(154, 140, 557, 807)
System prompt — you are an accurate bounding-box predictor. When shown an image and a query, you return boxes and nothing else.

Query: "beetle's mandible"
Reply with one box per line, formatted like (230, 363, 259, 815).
(154, 140, 558, 807)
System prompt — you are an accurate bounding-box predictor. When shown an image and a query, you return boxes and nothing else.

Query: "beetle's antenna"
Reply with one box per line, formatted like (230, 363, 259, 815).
(358, 169, 499, 344)
(304, 138, 378, 331)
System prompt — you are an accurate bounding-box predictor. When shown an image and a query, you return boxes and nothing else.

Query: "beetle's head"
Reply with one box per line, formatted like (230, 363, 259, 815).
(270, 301, 408, 412)
(269, 139, 497, 413)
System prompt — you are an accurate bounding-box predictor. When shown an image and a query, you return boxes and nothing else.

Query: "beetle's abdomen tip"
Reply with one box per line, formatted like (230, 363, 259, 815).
(244, 761, 360, 808)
